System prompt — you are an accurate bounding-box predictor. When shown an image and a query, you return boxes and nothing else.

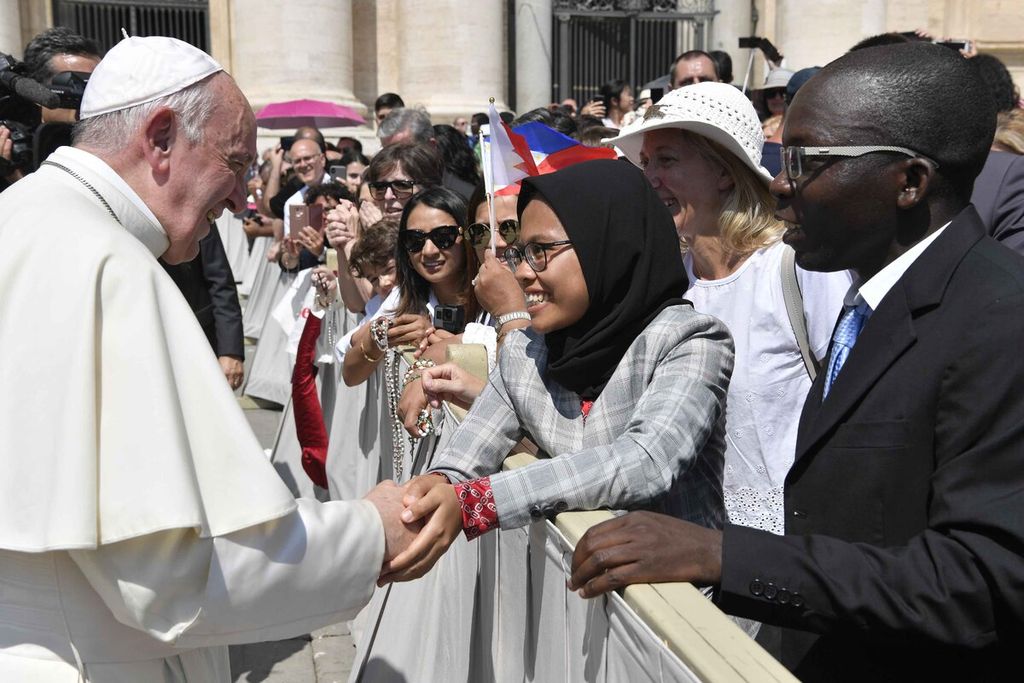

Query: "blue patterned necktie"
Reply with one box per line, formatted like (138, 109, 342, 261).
(823, 303, 869, 400)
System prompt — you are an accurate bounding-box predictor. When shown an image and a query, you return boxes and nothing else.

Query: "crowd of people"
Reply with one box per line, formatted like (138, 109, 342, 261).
(1, 23, 1023, 683)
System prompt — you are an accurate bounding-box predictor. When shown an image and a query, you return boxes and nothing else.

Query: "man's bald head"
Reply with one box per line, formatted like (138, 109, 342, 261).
(793, 42, 995, 202)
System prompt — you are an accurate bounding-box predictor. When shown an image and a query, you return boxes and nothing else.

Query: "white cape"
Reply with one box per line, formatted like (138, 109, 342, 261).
(0, 147, 298, 551)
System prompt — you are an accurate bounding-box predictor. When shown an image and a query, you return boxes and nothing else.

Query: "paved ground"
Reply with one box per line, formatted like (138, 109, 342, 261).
(231, 338, 358, 683)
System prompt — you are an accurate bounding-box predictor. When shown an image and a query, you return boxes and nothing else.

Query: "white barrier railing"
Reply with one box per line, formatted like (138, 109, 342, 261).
(500, 451, 795, 682)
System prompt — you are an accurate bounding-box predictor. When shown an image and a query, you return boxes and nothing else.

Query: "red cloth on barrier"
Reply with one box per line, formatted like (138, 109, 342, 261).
(291, 311, 329, 488)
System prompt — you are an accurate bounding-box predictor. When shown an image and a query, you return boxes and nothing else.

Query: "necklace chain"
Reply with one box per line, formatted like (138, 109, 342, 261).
(42, 160, 119, 222)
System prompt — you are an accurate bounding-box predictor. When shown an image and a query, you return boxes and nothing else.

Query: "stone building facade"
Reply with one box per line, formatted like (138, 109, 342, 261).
(3, 0, 1023, 151)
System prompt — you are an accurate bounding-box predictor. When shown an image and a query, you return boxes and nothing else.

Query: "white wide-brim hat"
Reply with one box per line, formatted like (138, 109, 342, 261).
(80, 35, 222, 119)
(759, 68, 795, 91)
(605, 82, 774, 185)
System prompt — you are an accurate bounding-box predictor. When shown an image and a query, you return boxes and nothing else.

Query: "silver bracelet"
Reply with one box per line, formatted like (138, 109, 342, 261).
(495, 310, 531, 334)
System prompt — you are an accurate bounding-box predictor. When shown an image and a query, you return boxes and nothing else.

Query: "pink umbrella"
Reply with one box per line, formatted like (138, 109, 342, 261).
(256, 98, 365, 129)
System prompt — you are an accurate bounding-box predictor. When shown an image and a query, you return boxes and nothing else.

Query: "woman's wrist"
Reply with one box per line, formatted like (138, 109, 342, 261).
(453, 477, 499, 540)
(280, 251, 298, 268)
(360, 338, 383, 363)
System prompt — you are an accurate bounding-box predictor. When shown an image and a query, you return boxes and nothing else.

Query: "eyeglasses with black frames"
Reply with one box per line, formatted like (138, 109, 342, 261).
(368, 179, 417, 200)
(502, 239, 574, 272)
(779, 145, 939, 182)
(464, 219, 521, 247)
(401, 225, 462, 253)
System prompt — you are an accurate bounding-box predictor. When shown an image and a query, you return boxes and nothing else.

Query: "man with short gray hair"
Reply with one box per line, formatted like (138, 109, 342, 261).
(379, 107, 475, 198)
(378, 106, 434, 147)
(0, 35, 415, 681)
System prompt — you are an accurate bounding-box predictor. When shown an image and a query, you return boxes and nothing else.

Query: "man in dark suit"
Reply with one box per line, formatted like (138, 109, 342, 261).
(161, 222, 245, 389)
(568, 43, 1024, 680)
(971, 149, 1024, 253)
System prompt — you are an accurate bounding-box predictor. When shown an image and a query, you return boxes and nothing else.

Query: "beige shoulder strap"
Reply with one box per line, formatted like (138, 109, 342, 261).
(780, 246, 819, 380)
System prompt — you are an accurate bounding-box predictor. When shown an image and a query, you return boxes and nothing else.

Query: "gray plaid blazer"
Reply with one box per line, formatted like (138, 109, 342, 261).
(431, 304, 733, 530)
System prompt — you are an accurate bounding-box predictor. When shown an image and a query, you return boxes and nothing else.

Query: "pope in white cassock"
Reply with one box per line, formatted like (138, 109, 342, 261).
(0, 36, 416, 681)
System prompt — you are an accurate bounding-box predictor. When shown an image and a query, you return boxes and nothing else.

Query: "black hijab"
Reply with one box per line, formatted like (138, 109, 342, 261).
(517, 159, 688, 400)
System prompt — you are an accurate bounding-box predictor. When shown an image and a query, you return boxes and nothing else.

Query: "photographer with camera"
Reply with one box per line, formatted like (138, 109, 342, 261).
(1, 28, 100, 190)
(0, 123, 23, 188)
(23, 27, 101, 124)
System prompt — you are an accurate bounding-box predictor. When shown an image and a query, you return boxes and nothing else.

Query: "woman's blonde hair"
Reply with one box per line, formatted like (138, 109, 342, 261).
(677, 130, 785, 257)
(994, 109, 1024, 155)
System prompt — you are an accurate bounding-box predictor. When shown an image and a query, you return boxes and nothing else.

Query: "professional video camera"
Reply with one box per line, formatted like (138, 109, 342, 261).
(1, 51, 88, 176)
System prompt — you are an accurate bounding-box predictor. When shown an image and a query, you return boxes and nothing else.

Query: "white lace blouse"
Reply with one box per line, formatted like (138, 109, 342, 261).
(683, 241, 851, 534)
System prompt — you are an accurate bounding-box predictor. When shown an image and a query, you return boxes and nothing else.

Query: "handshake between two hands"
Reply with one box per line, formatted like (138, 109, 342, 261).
(363, 474, 465, 586)
(362, 475, 726, 599)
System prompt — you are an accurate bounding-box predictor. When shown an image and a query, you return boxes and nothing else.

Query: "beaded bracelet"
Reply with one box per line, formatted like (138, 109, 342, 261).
(415, 407, 435, 437)
(403, 358, 436, 386)
(370, 316, 391, 353)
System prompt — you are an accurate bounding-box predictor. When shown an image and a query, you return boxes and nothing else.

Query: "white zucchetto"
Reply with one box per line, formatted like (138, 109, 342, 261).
(80, 35, 222, 119)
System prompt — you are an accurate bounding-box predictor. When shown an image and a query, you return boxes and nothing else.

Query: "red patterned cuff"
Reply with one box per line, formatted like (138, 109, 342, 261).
(454, 477, 499, 540)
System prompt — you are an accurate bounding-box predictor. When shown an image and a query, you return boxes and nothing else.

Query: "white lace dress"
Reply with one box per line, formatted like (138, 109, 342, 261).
(684, 242, 851, 534)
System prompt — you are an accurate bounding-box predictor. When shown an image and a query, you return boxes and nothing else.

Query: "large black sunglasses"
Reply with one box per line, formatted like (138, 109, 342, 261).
(401, 225, 462, 253)
(465, 219, 521, 247)
(368, 179, 417, 200)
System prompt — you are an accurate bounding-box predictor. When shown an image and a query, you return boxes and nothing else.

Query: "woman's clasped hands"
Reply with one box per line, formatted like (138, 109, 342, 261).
(377, 474, 464, 585)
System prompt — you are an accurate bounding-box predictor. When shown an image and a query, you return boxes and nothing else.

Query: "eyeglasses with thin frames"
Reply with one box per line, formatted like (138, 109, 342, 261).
(503, 239, 573, 272)
(368, 179, 417, 200)
(780, 145, 939, 181)
(401, 225, 462, 253)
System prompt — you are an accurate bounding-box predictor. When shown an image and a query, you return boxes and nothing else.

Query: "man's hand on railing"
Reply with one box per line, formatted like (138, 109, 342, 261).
(569, 511, 723, 598)
(377, 475, 462, 584)
(421, 362, 486, 410)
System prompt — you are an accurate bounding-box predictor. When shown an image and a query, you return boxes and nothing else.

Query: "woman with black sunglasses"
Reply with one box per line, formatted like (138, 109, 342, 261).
(357, 142, 445, 231)
(341, 188, 490, 420)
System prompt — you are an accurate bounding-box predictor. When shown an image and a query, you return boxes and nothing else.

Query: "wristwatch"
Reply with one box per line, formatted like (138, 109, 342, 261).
(495, 310, 531, 334)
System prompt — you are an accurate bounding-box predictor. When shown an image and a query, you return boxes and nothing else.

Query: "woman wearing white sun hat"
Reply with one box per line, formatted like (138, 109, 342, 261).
(608, 82, 852, 540)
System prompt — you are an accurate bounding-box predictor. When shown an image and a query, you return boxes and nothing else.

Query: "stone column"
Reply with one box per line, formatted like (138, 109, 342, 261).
(396, 0, 508, 122)
(772, 0, 886, 74)
(1, 0, 22, 58)
(228, 0, 365, 117)
(514, 0, 552, 113)
(710, 0, 754, 88)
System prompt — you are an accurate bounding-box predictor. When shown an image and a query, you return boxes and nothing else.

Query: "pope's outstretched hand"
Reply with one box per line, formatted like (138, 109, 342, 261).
(363, 480, 423, 563)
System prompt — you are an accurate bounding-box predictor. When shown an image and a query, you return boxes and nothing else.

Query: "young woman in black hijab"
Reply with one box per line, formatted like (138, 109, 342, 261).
(381, 158, 734, 583)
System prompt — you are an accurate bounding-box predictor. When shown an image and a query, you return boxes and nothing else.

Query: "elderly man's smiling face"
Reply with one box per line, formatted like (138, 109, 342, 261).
(159, 74, 256, 264)
(290, 138, 326, 187)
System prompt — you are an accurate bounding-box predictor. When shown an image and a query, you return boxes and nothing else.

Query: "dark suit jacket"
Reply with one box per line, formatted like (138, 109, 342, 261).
(269, 175, 304, 219)
(971, 150, 1024, 254)
(160, 223, 244, 359)
(717, 207, 1024, 681)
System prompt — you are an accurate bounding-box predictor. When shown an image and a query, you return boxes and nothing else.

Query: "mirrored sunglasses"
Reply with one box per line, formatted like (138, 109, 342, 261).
(465, 219, 520, 247)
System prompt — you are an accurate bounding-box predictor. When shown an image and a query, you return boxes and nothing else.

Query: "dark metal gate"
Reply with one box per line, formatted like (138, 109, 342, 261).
(552, 0, 716, 105)
(53, 0, 209, 54)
